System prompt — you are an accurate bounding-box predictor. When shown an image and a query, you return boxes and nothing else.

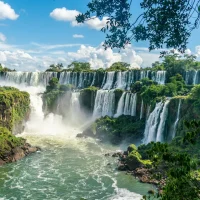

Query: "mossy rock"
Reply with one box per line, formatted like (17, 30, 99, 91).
(0, 126, 24, 157)
(0, 87, 30, 132)
(127, 144, 137, 152)
(126, 145, 152, 170)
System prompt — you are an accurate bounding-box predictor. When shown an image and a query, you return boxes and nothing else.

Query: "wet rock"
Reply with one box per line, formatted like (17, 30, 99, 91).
(107, 163, 111, 166)
(104, 153, 110, 157)
(12, 147, 25, 161)
(118, 164, 127, 171)
(28, 147, 38, 153)
(76, 133, 85, 138)
(0, 143, 41, 166)
(112, 152, 123, 157)
(148, 190, 155, 194)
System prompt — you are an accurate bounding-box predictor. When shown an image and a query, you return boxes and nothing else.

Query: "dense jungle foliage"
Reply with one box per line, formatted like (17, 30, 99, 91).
(0, 87, 30, 132)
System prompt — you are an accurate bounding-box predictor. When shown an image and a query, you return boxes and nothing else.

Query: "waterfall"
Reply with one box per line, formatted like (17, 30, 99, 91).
(0, 71, 58, 86)
(115, 71, 128, 89)
(156, 100, 170, 142)
(114, 92, 137, 117)
(172, 99, 182, 139)
(140, 100, 144, 120)
(124, 93, 131, 115)
(130, 93, 137, 116)
(59, 72, 71, 85)
(143, 102, 164, 144)
(102, 72, 115, 89)
(152, 71, 166, 85)
(193, 70, 198, 85)
(70, 92, 82, 125)
(93, 90, 115, 118)
(90, 72, 96, 86)
(185, 71, 189, 85)
(114, 92, 126, 117)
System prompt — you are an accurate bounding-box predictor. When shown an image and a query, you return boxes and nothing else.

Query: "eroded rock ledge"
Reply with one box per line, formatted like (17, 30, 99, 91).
(0, 142, 40, 166)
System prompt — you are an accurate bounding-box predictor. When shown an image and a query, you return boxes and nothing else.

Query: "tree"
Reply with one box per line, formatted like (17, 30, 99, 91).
(47, 77, 59, 90)
(76, 0, 200, 53)
(108, 62, 130, 71)
(68, 62, 91, 71)
(56, 63, 64, 70)
(143, 120, 200, 200)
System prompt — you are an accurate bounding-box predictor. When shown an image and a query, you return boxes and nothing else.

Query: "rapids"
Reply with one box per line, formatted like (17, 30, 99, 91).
(0, 82, 153, 200)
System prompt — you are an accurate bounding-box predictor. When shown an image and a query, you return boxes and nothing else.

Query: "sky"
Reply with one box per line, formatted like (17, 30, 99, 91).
(0, 0, 200, 71)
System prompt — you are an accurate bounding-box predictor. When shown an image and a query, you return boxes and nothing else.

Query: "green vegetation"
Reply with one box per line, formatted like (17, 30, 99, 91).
(0, 87, 30, 132)
(43, 77, 74, 114)
(0, 127, 24, 157)
(0, 63, 15, 72)
(77, 0, 199, 53)
(106, 62, 130, 72)
(68, 61, 91, 72)
(130, 74, 188, 106)
(80, 86, 98, 114)
(140, 120, 200, 200)
(83, 115, 145, 144)
(126, 144, 151, 170)
(151, 53, 200, 82)
(46, 63, 64, 72)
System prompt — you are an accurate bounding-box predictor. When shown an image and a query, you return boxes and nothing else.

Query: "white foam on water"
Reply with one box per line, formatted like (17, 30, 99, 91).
(110, 188, 142, 200)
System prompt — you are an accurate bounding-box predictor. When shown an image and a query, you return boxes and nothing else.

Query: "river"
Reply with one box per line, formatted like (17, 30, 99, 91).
(0, 83, 153, 200)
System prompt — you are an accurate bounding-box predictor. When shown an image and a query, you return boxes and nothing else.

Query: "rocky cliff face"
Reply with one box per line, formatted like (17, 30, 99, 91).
(0, 87, 30, 134)
(0, 87, 39, 166)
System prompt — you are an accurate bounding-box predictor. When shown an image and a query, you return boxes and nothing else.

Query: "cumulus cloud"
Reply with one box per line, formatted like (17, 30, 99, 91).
(0, 1, 19, 20)
(0, 43, 146, 71)
(185, 48, 192, 55)
(67, 44, 143, 69)
(0, 33, 6, 42)
(50, 7, 108, 30)
(50, 7, 80, 22)
(196, 46, 200, 56)
(73, 34, 84, 38)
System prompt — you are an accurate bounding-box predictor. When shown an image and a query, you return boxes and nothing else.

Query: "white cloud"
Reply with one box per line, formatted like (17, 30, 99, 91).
(138, 52, 160, 68)
(50, 7, 80, 22)
(0, 33, 6, 42)
(185, 48, 192, 55)
(31, 42, 83, 50)
(85, 17, 109, 30)
(67, 44, 143, 69)
(0, 1, 19, 20)
(50, 7, 108, 30)
(195, 46, 200, 56)
(0, 43, 146, 71)
(73, 34, 84, 38)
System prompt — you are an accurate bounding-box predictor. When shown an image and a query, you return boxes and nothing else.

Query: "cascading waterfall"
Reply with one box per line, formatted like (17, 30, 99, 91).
(172, 99, 182, 139)
(193, 70, 198, 85)
(156, 100, 170, 142)
(114, 92, 137, 117)
(143, 100, 170, 144)
(140, 100, 144, 120)
(93, 90, 115, 118)
(0, 70, 168, 90)
(114, 92, 126, 117)
(90, 72, 96, 86)
(130, 93, 137, 116)
(143, 102, 164, 144)
(102, 72, 115, 89)
(152, 71, 166, 85)
(115, 71, 127, 89)
(0, 71, 58, 86)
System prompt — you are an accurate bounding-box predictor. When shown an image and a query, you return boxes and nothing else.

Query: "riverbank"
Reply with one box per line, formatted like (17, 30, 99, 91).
(0, 141, 40, 166)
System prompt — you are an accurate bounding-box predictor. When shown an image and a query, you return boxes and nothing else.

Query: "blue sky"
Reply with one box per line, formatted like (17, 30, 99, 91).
(0, 0, 200, 71)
